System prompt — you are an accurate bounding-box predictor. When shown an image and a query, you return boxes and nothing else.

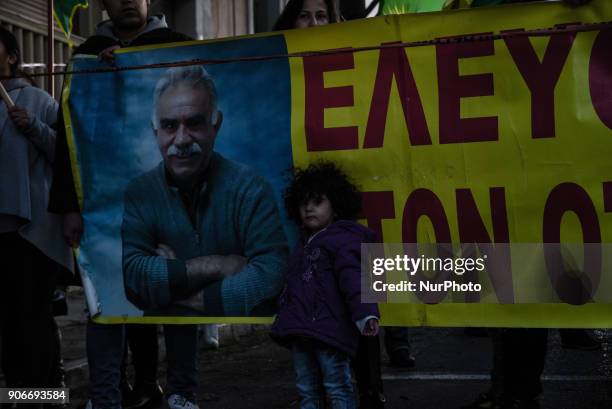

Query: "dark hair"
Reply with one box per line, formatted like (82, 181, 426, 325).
(273, 0, 341, 31)
(0, 26, 20, 77)
(284, 161, 362, 223)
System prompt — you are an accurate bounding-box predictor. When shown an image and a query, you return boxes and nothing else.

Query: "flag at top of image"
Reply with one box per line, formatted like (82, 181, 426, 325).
(379, 0, 505, 14)
(380, 0, 450, 13)
(53, 0, 89, 41)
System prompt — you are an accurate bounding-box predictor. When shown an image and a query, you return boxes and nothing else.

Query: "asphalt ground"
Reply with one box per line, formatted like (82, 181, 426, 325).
(2, 289, 611, 409)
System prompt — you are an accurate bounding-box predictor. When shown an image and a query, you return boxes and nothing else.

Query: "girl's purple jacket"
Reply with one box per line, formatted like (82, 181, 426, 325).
(271, 220, 380, 357)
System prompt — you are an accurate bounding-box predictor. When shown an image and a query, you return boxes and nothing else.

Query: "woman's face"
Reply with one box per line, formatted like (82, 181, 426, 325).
(295, 0, 330, 29)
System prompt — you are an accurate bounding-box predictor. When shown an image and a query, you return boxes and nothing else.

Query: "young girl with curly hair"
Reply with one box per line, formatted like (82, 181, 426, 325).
(271, 161, 379, 409)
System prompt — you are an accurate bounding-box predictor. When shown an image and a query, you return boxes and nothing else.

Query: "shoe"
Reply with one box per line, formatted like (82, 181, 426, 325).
(44, 403, 69, 409)
(460, 392, 502, 409)
(388, 348, 415, 368)
(124, 383, 164, 409)
(560, 329, 601, 351)
(120, 381, 134, 405)
(359, 392, 386, 409)
(167, 394, 200, 409)
(198, 324, 220, 350)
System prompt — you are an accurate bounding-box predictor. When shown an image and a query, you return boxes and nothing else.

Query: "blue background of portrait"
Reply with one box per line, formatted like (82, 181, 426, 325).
(68, 35, 293, 317)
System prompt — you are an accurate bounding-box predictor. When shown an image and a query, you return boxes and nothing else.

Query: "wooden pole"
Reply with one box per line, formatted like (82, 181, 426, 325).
(0, 81, 16, 108)
(47, 0, 55, 97)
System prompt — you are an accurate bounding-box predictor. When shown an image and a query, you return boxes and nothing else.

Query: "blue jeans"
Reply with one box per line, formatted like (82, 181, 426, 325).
(87, 321, 124, 409)
(86, 323, 199, 408)
(163, 324, 199, 402)
(291, 339, 356, 409)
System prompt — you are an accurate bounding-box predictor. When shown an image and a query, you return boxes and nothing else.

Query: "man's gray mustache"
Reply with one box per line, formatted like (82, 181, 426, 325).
(167, 143, 202, 158)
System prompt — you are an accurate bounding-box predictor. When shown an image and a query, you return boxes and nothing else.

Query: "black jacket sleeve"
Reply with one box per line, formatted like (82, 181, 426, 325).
(48, 102, 80, 214)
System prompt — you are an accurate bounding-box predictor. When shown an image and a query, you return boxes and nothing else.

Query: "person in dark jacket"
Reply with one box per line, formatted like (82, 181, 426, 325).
(458, 2, 592, 409)
(271, 161, 380, 409)
(47, 2, 191, 409)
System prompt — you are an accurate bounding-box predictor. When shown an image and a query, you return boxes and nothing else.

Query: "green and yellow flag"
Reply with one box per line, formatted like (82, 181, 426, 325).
(379, 0, 506, 14)
(53, 0, 89, 42)
(379, 0, 452, 14)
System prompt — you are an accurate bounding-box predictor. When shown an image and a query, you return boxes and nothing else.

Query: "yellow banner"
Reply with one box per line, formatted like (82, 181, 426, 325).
(284, 0, 612, 327)
(68, 0, 612, 326)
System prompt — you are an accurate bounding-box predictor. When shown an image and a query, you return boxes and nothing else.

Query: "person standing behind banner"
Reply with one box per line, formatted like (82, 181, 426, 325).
(0, 26, 74, 391)
(273, 0, 342, 30)
(47, 2, 192, 409)
(271, 162, 380, 409)
(456, 2, 591, 409)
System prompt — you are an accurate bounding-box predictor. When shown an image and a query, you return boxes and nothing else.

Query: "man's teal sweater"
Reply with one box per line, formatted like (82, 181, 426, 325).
(121, 153, 288, 316)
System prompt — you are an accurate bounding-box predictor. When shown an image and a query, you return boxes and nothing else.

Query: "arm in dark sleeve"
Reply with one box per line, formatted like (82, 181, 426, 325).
(48, 101, 80, 214)
(334, 236, 380, 322)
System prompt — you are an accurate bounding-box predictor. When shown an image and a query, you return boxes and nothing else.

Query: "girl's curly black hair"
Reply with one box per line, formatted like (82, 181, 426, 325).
(284, 161, 362, 223)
